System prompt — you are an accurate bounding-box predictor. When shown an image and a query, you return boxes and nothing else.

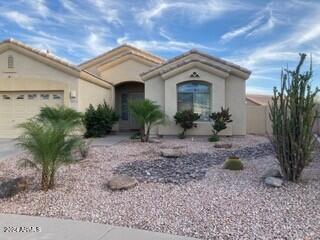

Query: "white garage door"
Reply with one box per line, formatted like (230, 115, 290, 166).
(0, 91, 64, 138)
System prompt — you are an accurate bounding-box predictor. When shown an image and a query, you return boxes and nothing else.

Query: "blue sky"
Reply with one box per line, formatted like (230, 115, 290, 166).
(1, 0, 319, 94)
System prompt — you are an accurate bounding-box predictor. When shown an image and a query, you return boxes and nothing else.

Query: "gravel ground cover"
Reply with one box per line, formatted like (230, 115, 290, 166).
(0, 135, 319, 240)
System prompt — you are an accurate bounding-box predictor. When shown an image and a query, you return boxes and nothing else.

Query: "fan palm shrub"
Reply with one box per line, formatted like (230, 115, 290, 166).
(129, 99, 165, 142)
(269, 53, 319, 182)
(38, 105, 83, 131)
(18, 120, 81, 191)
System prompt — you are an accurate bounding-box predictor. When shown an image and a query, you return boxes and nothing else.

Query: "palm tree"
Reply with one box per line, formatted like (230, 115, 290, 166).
(38, 105, 83, 132)
(129, 99, 165, 142)
(18, 120, 81, 191)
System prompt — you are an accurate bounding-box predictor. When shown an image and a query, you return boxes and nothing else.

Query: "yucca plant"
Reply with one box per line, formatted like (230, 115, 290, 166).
(18, 120, 81, 191)
(269, 53, 319, 182)
(129, 99, 165, 142)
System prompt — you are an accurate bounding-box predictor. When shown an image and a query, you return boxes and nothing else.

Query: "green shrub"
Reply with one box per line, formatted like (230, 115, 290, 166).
(174, 110, 200, 138)
(129, 99, 165, 142)
(83, 101, 119, 138)
(223, 156, 244, 170)
(18, 120, 81, 191)
(208, 135, 219, 142)
(209, 107, 232, 142)
(269, 53, 319, 182)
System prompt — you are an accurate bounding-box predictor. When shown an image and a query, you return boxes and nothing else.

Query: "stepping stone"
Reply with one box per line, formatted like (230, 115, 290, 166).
(107, 175, 138, 191)
(214, 143, 232, 149)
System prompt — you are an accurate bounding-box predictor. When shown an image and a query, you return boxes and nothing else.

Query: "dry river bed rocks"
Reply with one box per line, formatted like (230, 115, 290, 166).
(0, 135, 319, 240)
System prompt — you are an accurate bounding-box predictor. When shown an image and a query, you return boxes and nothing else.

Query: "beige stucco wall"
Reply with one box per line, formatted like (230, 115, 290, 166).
(77, 79, 111, 112)
(99, 58, 152, 85)
(0, 49, 80, 109)
(225, 75, 246, 135)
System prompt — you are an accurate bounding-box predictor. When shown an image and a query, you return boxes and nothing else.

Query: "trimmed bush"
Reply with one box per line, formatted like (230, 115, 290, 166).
(223, 156, 244, 170)
(83, 101, 119, 138)
(174, 110, 200, 139)
(208, 135, 219, 142)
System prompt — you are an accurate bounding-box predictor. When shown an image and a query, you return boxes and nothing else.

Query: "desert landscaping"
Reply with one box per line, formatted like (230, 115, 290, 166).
(0, 135, 319, 240)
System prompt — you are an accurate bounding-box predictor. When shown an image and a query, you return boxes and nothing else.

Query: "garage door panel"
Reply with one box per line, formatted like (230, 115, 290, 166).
(0, 91, 64, 138)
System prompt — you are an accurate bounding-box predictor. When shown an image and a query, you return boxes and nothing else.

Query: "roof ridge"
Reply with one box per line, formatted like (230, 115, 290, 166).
(1, 38, 79, 71)
(140, 49, 251, 77)
(79, 43, 164, 68)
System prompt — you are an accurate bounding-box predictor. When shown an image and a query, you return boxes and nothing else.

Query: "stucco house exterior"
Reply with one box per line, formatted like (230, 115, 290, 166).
(0, 38, 251, 138)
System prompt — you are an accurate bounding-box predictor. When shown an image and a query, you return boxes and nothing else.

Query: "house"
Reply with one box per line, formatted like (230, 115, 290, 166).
(0, 39, 251, 138)
(246, 94, 272, 106)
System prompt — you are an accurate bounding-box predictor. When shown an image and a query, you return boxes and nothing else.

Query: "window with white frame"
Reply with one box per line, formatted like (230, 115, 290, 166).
(177, 81, 211, 121)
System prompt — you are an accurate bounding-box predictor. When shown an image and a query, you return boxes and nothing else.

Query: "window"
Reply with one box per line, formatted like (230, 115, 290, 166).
(40, 94, 49, 100)
(28, 94, 37, 100)
(2, 95, 11, 100)
(8, 55, 14, 68)
(53, 94, 62, 100)
(16, 94, 24, 100)
(177, 81, 210, 121)
(121, 94, 128, 120)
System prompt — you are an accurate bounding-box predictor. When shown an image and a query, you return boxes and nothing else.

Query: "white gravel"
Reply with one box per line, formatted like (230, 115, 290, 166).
(0, 135, 319, 240)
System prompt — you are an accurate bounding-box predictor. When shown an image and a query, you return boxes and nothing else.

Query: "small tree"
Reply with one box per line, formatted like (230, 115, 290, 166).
(269, 53, 319, 182)
(209, 107, 232, 142)
(129, 99, 165, 142)
(18, 120, 81, 191)
(174, 110, 200, 139)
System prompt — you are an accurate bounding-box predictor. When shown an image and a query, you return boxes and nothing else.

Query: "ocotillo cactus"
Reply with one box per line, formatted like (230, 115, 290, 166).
(269, 53, 319, 182)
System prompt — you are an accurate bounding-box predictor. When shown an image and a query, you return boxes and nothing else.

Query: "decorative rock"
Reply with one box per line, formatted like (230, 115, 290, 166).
(149, 138, 161, 143)
(214, 143, 232, 149)
(265, 176, 283, 187)
(0, 177, 28, 199)
(160, 149, 182, 158)
(263, 168, 282, 179)
(107, 175, 138, 191)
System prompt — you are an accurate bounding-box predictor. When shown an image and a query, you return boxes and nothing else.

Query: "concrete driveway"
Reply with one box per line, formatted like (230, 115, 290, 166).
(0, 139, 22, 160)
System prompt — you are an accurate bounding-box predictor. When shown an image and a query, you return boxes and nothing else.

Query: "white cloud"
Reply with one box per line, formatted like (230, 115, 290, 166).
(117, 38, 218, 53)
(87, 0, 122, 25)
(221, 3, 280, 43)
(136, 0, 250, 28)
(86, 33, 112, 55)
(28, 0, 49, 17)
(3, 11, 35, 30)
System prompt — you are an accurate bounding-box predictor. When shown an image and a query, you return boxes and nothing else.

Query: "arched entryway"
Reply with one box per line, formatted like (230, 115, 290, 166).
(115, 81, 144, 131)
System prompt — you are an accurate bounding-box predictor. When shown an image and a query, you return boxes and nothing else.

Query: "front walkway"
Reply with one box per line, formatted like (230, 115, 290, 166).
(90, 134, 129, 147)
(0, 214, 197, 240)
(0, 139, 22, 161)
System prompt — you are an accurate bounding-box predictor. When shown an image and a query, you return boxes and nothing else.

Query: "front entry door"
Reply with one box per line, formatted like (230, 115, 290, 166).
(119, 92, 144, 130)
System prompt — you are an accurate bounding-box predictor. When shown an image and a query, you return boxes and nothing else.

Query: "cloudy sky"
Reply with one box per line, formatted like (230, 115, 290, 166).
(1, 0, 319, 94)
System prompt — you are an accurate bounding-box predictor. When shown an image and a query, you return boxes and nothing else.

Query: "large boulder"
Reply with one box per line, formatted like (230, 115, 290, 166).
(0, 177, 28, 199)
(160, 149, 182, 158)
(107, 175, 138, 191)
(265, 176, 283, 187)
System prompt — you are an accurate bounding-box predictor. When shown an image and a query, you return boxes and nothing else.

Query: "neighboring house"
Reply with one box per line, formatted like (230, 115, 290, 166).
(246, 94, 272, 106)
(0, 39, 251, 138)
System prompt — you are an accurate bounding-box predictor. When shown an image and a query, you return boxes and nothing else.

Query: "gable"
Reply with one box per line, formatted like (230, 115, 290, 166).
(99, 58, 153, 85)
(141, 50, 251, 81)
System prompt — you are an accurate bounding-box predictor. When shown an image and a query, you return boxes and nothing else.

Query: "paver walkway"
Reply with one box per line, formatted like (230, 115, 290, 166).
(0, 214, 197, 240)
